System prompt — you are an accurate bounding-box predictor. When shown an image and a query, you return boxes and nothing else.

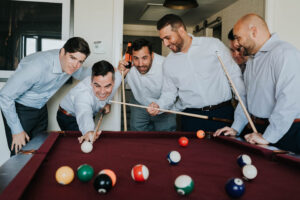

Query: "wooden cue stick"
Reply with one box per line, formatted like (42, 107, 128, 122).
(91, 111, 104, 144)
(121, 71, 128, 131)
(110, 100, 233, 124)
(216, 52, 258, 133)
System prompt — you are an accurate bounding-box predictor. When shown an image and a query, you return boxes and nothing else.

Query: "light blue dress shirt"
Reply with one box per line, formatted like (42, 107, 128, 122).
(156, 35, 246, 123)
(0, 49, 90, 134)
(60, 72, 122, 135)
(126, 53, 165, 106)
(231, 34, 300, 143)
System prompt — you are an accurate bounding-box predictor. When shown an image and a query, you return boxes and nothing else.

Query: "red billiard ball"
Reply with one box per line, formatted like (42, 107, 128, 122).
(131, 164, 149, 182)
(178, 137, 189, 147)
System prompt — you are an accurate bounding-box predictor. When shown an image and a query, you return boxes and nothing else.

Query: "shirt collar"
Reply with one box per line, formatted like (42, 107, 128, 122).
(52, 49, 63, 74)
(258, 33, 279, 52)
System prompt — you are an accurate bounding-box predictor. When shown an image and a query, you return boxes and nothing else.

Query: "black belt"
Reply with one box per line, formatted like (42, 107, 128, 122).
(250, 114, 300, 126)
(192, 100, 232, 111)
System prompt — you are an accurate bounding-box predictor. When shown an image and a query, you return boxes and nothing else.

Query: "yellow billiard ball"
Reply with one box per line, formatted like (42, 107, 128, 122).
(55, 166, 74, 185)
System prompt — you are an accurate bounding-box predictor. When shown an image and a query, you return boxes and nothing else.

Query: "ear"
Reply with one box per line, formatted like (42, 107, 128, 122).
(60, 48, 65, 56)
(151, 52, 154, 60)
(177, 26, 186, 36)
(250, 26, 257, 39)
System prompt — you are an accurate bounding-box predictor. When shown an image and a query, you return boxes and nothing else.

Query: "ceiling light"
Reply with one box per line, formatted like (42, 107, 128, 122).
(163, 0, 199, 10)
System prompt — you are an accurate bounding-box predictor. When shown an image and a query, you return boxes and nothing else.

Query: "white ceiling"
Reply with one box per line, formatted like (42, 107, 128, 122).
(124, 0, 238, 26)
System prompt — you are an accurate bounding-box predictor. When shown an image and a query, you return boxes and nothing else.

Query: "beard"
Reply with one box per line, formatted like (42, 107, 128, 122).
(240, 38, 256, 56)
(168, 35, 184, 53)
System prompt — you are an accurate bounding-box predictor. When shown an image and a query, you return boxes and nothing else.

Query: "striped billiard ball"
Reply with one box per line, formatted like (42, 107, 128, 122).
(174, 175, 194, 195)
(237, 154, 252, 168)
(167, 150, 181, 165)
(131, 164, 149, 182)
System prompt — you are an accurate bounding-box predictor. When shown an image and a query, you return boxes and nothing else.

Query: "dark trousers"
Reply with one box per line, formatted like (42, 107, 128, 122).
(181, 104, 234, 132)
(2, 102, 48, 156)
(241, 122, 300, 153)
(56, 109, 79, 131)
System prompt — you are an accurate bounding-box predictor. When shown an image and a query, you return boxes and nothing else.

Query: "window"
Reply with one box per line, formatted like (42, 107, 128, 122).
(0, 0, 70, 78)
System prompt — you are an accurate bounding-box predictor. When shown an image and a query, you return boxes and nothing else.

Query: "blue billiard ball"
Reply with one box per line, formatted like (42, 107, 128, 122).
(167, 151, 181, 165)
(237, 154, 252, 168)
(225, 178, 245, 198)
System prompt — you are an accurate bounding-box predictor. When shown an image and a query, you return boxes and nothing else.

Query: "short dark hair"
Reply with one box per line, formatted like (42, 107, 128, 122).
(92, 60, 115, 80)
(228, 28, 235, 41)
(157, 14, 186, 31)
(132, 38, 153, 54)
(63, 37, 90, 57)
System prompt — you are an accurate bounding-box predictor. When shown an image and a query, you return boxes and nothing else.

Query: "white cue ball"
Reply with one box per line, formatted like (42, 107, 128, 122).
(242, 164, 258, 180)
(81, 141, 93, 153)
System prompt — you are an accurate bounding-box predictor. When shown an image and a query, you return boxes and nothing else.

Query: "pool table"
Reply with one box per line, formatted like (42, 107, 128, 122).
(0, 131, 300, 200)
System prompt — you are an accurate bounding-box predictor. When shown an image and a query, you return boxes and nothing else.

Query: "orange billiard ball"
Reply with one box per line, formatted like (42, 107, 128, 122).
(55, 166, 74, 185)
(178, 136, 189, 147)
(99, 169, 117, 187)
(196, 130, 205, 139)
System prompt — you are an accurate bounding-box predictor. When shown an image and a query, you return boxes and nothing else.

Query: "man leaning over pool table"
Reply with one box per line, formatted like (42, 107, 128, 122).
(57, 60, 122, 144)
(0, 37, 91, 155)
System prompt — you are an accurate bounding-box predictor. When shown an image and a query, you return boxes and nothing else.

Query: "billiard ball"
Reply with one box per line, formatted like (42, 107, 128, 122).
(55, 166, 74, 185)
(178, 137, 189, 147)
(237, 154, 252, 168)
(225, 178, 245, 198)
(167, 150, 181, 165)
(77, 164, 94, 182)
(93, 174, 113, 194)
(81, 141, 93, 153)
(131, 164, 149, 182)
(196, 130, 205, 139)
(99, 169, 117, 186)
(242, 164, 258, 180)
(174, 175, 194, 195)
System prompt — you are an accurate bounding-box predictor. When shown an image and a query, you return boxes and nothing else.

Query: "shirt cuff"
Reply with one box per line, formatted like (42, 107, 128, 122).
(231, 120, 247, 136)
(11, 123, 24, 135)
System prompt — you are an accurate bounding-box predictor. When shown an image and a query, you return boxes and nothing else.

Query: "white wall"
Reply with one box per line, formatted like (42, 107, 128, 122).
(265, 0, 300, 49)
(194, 0, 264, 46)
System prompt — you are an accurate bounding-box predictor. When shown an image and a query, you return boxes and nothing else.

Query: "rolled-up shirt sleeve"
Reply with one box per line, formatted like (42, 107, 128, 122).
(0, 61, 40, 134)
(73, 93, 95, 135)
(156, 66, 178, 110)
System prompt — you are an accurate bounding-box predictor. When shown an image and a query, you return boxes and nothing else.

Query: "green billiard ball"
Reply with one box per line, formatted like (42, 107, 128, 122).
(77, 164, 94, 182)
(174, 175, 194, 195)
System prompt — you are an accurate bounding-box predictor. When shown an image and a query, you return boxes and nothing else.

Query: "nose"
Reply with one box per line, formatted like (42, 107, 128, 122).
(163, 39, 169, 47)
(99, 87, 106, 95)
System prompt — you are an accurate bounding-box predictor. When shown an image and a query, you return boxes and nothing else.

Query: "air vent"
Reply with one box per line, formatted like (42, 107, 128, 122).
(139, 3, 188, 21)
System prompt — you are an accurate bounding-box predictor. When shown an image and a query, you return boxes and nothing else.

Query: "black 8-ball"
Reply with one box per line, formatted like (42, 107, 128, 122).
(93, 174, 113, 194)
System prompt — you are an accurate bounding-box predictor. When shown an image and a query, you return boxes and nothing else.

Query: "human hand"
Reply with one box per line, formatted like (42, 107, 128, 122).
(213, 127, 238, 137)
(78, 131, 102, 144)
(244, 132, 269, 145)
(147, 102, 160, 116)
(11, 131, 30, 154)
(117, 59, 130, 76)
(104, 104, 111, 114)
